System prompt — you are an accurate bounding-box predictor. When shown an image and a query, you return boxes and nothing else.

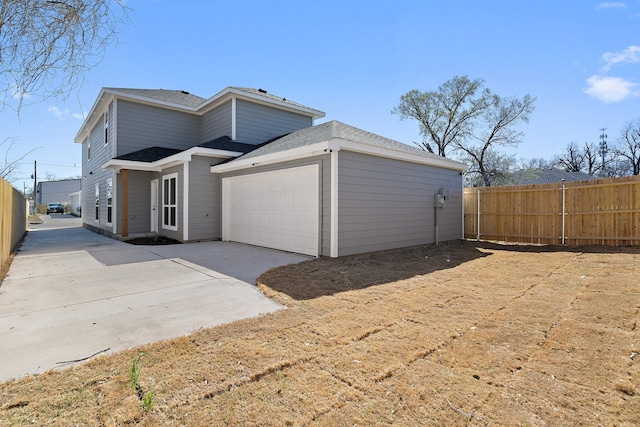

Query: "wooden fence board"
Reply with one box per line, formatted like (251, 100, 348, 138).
(1, 178, 27, 267)
(464, 175, 640, 246)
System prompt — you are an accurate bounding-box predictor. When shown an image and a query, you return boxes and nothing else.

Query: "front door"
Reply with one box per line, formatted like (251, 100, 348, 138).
(150, 179, 158, 233)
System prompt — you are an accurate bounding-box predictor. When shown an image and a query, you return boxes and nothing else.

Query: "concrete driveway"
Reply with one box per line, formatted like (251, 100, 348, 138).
(0, 215, 309, 382)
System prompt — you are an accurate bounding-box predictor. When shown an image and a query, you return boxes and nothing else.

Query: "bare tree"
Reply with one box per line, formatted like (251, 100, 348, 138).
(518, 157, 555, 170)
(557, 141, 612, 176)
(455, 94, 536, 186)
(393, 76, 494, 157)
(461, 149, 516, 187)
(613, 119, 640, 175)
(1, 137, 38, 182)
(582, 142, 602, 175)
(0, 0, 129, 111)
(557, 142, 585, 172)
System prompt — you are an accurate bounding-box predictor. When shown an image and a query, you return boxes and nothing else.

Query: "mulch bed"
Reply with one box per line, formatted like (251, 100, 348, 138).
(124, 236, 182, 246)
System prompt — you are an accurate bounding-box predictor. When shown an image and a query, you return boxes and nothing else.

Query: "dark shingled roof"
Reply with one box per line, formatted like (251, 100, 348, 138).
(113, 137, 262, 163)
(115, 146, 183, 162)
(197, 136, 263, 154)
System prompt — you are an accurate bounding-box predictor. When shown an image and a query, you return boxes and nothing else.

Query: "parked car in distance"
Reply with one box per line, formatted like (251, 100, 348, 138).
(46, 203, 64, 214)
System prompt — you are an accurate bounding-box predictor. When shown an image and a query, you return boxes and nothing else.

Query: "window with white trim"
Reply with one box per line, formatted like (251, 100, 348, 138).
(95, 182, 100, 222)
(106, 178, 113, 224)
(87, 138, 91, 161)
(104, 109, 109, 146)
(162, 173, 178, 230)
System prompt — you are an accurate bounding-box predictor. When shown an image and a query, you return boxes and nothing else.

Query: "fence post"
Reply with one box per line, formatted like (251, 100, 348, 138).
(476, 188, 481, 241)
(561, 184, 566, 245)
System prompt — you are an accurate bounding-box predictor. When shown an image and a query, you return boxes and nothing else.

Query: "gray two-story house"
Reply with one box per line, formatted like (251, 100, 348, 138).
(75, 87, 465, 257)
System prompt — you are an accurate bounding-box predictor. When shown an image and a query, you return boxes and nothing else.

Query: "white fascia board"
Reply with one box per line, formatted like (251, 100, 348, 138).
(76, 88, 201, 143)
(211, 138, 467, 174)
(74, 89, 113, 143)
(328, 138, 468, 171)
(103, 148, 240, 172)
(103, 88, 199, 112)
(210, 141, 332, 173)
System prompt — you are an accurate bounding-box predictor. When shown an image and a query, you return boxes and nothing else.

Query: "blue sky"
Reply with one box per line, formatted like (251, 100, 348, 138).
(3, 0, 639, 192)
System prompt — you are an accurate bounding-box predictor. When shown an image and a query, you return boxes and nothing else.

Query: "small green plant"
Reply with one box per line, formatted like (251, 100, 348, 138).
(129, 353, 143, 392)
(129, 352, 155, 411)
(142, 389, 155, 412)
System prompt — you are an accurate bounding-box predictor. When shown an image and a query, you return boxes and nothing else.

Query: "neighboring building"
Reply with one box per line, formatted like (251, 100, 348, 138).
(37, 179, 81, 206)
(509, 168, 596, 185)
(69, 191, 82, 216)
(74, 87, 466, 257)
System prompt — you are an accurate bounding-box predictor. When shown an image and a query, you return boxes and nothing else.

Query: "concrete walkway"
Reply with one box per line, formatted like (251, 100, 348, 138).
(0, 215, 309, 382)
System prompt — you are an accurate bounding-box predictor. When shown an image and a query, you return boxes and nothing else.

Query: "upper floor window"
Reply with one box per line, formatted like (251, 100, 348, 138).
(104, 110, 109, 146)
(87, 139, 91, 161)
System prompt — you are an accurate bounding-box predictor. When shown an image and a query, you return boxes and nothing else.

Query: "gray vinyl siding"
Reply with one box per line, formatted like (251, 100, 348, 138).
(116, 100, 200, 156)
(219, 154, 331, 256)
(158, 164, 184, 241)
(337, 151, 463, 257)
(81, 105, 116, 232)
(188, 156, 223, 240)
(321, 158, 332, 257)
(235, 99, 313, 144)
(201, 100, 232, 142)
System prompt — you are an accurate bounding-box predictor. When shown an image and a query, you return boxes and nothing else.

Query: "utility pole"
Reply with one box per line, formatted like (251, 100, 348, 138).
(31, 160, 37, 209)
(599, 128, 607, 177)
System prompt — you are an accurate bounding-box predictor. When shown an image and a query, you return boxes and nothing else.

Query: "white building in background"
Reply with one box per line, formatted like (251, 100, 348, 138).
(69, 191, 82, 216)
(36, 179, 81, 206)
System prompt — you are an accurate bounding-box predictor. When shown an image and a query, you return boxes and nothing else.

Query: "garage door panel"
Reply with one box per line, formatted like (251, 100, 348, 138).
(222, 165, 319, 256)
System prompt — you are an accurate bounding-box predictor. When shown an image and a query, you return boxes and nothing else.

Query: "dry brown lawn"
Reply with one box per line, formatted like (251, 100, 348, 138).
(1, 240, 639, 426)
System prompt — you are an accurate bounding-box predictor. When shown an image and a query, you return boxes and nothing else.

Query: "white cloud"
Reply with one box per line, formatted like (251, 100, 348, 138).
(584, 75, 638, 102)
(48, 106, 84, 120)
(602, 45, 640, 71)
(595, 2, 627, 10)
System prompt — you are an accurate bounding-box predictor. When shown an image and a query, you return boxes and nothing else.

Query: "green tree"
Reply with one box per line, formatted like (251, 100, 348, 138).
(394, 76, 535, 186)
(393, 76, 493, 157)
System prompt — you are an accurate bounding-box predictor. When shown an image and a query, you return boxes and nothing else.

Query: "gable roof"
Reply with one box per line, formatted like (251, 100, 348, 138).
(75, 86, 325, 143)
(212, 120, 467, 173)
(228, 87, 318, 113)
(510, 168, 596, 185)
(104, 88, 206, 108)
(234, 120, 447, 161)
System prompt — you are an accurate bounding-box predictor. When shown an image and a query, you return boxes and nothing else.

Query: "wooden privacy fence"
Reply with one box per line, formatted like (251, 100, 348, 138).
(464, 175, 640, 246)
(0, 177, 27, 267)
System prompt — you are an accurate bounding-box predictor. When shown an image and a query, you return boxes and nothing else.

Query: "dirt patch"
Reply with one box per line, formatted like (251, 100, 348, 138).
(124, 236, 182, 246)
(0, 240, 638, 425)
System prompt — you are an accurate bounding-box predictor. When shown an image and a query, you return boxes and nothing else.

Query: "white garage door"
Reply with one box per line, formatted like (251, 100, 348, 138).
(222, 165, 319, 256)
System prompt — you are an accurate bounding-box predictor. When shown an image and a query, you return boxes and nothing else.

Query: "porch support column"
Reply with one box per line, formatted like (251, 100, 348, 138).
(122, 169, 129, 237)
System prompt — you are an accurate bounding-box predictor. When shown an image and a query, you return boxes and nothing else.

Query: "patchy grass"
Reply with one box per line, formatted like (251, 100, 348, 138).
(0, 240, 639, 425)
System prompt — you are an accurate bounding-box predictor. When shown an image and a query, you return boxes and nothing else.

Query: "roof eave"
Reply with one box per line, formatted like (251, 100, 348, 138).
(199, 87, 326, 119)
(210, 138, 467, 174)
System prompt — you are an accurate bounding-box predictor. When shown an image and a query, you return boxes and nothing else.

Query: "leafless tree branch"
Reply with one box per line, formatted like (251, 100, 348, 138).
(0, 0, 130, 112)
